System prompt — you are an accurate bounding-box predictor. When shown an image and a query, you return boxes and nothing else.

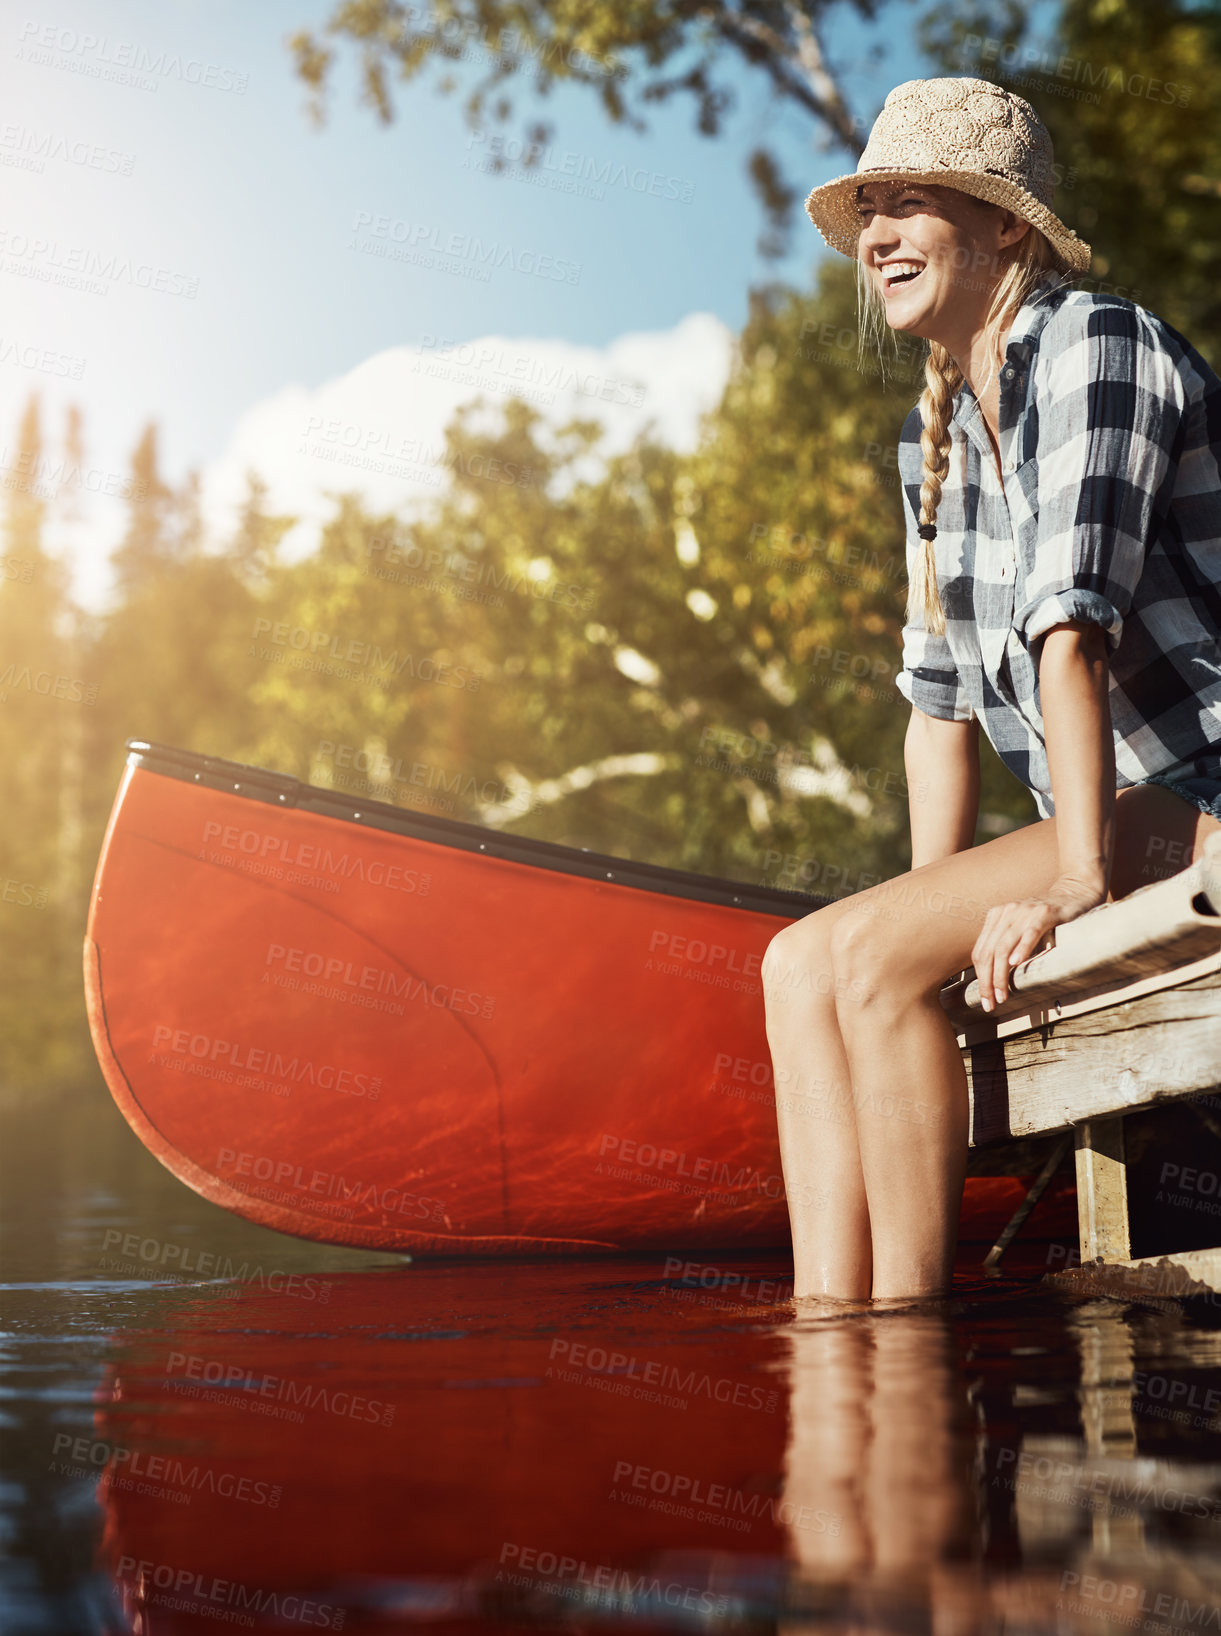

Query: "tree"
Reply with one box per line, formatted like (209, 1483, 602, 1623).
(288, 0, 887, 256)
(81, 447, 292, 863)
(108, 424, 177, 597)
(227, 472, 296, 588)
(919, 0, 1221, 363)
(0, 396, 89, 1091)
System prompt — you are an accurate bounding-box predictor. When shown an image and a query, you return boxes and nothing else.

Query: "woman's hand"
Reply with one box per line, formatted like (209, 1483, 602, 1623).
(971, 872, 1108, 1012)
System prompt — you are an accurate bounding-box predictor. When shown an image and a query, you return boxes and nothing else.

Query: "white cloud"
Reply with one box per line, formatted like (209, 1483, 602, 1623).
(199, 311, 736, 564)
(58, 312, 734, 608)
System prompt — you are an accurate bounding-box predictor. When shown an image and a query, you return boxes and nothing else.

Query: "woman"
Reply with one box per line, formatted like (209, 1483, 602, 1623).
(763, 76, 1221, 1302)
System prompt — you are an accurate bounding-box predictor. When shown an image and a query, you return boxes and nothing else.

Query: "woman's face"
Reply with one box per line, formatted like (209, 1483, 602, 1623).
(855, 181, 1027, 348)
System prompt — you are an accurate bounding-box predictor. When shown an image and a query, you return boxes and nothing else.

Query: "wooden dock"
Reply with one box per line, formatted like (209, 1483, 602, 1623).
(942, 830, 1221, 1297)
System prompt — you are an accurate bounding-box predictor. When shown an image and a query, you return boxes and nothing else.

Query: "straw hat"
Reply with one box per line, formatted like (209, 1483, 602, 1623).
(805, 77, 1091, 275)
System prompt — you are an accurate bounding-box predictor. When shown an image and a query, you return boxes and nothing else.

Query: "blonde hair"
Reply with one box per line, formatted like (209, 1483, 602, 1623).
(856, 208, 1065, 635)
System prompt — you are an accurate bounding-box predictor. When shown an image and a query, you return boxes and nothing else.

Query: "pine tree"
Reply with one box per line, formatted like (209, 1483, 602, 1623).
(109, 423, 175, 597)
(0, 395, 88, 1092)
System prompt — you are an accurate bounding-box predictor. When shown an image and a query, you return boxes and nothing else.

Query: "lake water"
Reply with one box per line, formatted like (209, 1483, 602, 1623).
(3, 1088, 1221, 1635)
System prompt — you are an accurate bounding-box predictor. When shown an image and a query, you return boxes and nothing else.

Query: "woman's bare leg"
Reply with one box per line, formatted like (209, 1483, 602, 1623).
(762, 895, 882, 1301)
(767, 784, 1220, 1301)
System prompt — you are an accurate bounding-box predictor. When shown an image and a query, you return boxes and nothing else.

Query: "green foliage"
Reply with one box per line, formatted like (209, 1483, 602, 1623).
(0, 401, 91, 1091)
(920, 0, 1221, 364)
(1031, 0, 1221, 361)
(287, 0, 871, 256)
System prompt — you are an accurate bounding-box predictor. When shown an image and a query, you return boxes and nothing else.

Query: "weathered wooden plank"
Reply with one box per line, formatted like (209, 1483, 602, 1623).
(1075, 1119, 1131, 1262)
(954, 942, 1221, 1048)
(965, 969, 1221, 1144)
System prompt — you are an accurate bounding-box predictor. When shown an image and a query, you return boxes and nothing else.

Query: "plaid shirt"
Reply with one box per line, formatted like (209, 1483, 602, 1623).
(895, 278, 1221, 819)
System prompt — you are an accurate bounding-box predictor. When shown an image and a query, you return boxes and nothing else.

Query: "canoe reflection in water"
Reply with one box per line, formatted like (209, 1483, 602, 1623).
(90, 1259, 1221, 1634)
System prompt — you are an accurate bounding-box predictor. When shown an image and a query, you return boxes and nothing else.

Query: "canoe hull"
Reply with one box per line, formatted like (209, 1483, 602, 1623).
(85, 743, 810, 1253)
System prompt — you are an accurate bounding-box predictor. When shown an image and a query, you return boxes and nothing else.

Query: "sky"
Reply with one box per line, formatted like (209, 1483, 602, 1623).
(0, 0, 1046, 606)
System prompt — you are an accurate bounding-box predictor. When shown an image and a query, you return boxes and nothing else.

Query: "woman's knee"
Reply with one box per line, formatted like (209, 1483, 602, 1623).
(828, 906, 915, 1015)
(762, 908, 859, 1014)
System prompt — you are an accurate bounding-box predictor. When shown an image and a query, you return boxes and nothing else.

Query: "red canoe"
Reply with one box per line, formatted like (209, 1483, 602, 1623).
(84, 740, 1075, 1256)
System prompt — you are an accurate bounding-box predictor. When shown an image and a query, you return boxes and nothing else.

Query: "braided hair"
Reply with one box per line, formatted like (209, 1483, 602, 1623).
(911, 342, 963, 636)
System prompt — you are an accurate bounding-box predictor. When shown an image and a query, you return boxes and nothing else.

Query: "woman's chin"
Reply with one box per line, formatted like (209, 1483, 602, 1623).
(886, 308, 931, 340)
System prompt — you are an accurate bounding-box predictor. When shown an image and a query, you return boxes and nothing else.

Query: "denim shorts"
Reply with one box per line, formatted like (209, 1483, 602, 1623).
(1135, 748, 1221, 821)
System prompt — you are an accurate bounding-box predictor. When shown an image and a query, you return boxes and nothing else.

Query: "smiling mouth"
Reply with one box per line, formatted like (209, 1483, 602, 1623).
(881, 262, 925, 294)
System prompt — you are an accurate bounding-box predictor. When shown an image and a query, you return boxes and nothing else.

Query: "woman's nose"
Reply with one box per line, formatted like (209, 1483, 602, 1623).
(858, 211, 897, 260)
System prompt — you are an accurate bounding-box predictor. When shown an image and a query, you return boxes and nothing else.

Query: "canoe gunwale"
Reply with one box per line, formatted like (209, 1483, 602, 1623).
(124, 739, 827, 919)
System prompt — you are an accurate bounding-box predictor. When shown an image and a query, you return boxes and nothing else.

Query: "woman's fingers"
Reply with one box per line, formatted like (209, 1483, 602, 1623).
(973, 902, 1053, 1010)
(1001, 921, 1048, 993)
(983, 913, 1017, 1008)
(971, 905, 1006, 1011)
(970, 907, 997, 986)
(972, 882, 1100, 1012)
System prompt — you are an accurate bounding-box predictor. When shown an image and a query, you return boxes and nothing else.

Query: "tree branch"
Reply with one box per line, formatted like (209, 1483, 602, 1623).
(479, 751, 685, 826)
(782, 0, 865, 154)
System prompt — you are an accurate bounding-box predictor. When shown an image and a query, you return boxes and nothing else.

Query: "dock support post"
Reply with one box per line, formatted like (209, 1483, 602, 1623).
(1074, 1118, 1130, 1263)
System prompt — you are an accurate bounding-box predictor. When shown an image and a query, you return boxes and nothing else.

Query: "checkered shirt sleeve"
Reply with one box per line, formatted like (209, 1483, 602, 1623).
(1013, 302, 1186, 654)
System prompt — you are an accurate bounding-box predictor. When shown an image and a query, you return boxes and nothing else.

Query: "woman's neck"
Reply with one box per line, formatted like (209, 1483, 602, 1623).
(947, 300, 1024, 444)
(962, 338, 1005, 443)
(953, 322, 1009, 408)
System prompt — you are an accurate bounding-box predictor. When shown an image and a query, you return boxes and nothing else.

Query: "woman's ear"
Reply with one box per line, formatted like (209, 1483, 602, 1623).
(997, 208, 1031, 249)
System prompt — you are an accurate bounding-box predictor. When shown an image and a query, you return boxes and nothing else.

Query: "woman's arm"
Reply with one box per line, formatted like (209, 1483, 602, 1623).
(1040, 621, 1115, 896)
(971, 619, 1114, 1010)
(905, 707, 980, 870)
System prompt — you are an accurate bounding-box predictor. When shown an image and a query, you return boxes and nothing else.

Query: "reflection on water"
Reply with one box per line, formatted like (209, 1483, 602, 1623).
(3, 1092, 1221, 1635)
